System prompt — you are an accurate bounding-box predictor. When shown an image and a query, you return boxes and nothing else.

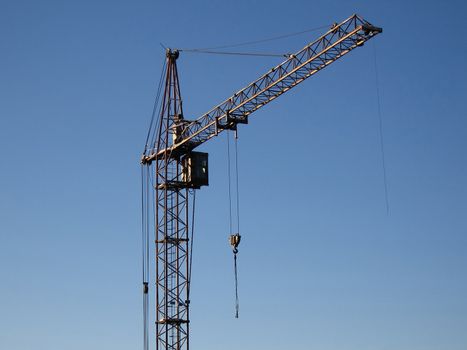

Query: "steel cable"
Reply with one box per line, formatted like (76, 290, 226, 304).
(227, 132, 233, 235)
(234, 136, 240, 234)
(144, 59, 167, 153)
(141, 165, 150, 350)
(187, 190, 196, 296)
(186, 24, 330, 51)
(179, 49, 289, 58)
(373, 42, 390, 214)
(177, 24, 330, 59)
(226, 133, 242, 318)
(234, 252, 239, 318)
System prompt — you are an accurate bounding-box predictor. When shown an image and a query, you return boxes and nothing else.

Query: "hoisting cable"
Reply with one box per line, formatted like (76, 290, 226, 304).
(187, 190, 196, 298)
(373, 42, 390, 214)
(141, 165, 150, 350)
(227, 132, 233, 235)
(227, 131, 242, 318)
(230, 233, 241, 318)
(235, 135, 241, 235)
(141, 58, 167, 350)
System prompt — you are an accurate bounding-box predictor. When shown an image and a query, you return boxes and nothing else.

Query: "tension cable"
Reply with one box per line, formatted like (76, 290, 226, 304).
(187, 24, 330, 51)
(179, 49, 290, 58)
(144, 59, 167, 153)
(178, 24, 331, 59)
(373, 42, 390, 214)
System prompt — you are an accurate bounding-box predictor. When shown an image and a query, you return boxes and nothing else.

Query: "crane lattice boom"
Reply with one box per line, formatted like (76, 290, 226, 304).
(142, 14, 381, 164)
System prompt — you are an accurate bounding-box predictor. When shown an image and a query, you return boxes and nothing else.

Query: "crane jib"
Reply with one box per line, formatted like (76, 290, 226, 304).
(142, 14, 382, 164)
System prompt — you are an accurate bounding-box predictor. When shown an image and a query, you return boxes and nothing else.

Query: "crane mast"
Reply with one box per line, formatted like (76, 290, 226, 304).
(141, 14, 382, 350)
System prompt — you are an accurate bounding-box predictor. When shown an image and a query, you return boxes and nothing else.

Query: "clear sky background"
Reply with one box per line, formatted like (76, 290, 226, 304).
(1, 0, 466, 349)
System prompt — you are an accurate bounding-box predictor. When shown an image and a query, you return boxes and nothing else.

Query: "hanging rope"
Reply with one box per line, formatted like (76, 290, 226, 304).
(227, 132, 233, 235)
(229, 233, 241, 318)
(187, 190, 196, 297)
(227, 131, 242, 318)
(226, 131, 242, 235)
(233, 247, 240, 318)
(373, 42, 390, 214)
(141, 165, 151, 350)
(234, 135, 241, 234)
(141, 58, 171, 350)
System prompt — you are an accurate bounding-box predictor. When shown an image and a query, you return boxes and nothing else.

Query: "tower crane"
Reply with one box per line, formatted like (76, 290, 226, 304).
(141, 14, 382, 350)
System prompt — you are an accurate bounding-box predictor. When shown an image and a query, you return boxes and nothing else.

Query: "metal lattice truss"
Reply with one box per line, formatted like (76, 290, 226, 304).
(154, 53, 191, 350)
(142, 14, 382, 164)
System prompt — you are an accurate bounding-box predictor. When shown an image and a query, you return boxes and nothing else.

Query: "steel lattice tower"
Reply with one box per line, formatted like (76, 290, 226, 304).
(154, 49, 190, 350)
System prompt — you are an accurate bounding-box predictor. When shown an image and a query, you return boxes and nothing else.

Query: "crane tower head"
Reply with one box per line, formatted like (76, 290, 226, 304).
(166, 48, 180, 60)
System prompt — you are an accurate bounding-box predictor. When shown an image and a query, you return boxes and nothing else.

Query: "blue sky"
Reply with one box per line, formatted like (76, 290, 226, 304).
(1, 0, 466, 349)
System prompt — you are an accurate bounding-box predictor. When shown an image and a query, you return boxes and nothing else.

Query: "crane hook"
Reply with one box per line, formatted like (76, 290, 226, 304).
(229, 233, 241, 254)
(229, 233, 241, 318)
